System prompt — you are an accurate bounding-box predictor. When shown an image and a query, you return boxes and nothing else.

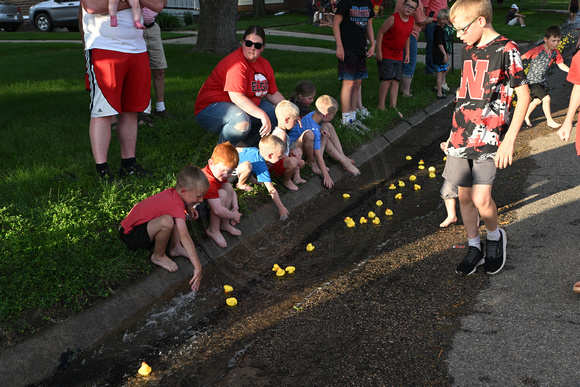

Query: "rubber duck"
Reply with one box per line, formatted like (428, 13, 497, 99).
(429, 172, 436, 178)
(346, 219, 356, 228)
(418, 165, 425, 170)
(138, 362, 152, 376)
(388, 183, 396, 190)
(285, 266, 295, 274)
(343, 193, 350, 199)
(385, 208, 393, 216)
(272, 264, 281, 272)
(418, 159, 425, 165)
(372, 217, 380, 225)
(409, 175, 417, 181)
(223, 285, 233, 293)
(226, 297, 238, 306)
(395, 193, 403, 200)
(428, 166, 436, 172)
(306, 243, 315, 252)
(414, 184, 421, 191)
(398, 180, 405, 187)
(376, 200, 383, 207)
(443, 156, 447, 161)
(406, 155, 412, 161)
(344, 216, 353, 223)
(276, 268, 286, 277)
(360, 217, 368, 224)
(368, 211, 376, 218)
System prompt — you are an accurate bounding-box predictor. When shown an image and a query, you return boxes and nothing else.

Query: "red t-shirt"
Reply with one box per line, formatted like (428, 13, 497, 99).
(567, 51, 580, 85)
(120, 188, 186, 234)
(381, 13, 414, 61)
(194, 47, 278, 115)
(202, 164, 224, 200)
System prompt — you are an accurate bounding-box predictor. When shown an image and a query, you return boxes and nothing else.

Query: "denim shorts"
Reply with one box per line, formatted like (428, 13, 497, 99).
(402, 35, 418, 78)
(442, 156, 496, 187)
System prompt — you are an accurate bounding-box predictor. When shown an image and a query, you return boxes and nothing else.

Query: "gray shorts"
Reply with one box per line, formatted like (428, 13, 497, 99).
(442, 155, 496, 187)
(143, 23, 168, 70)
(377, 58, 402, 81)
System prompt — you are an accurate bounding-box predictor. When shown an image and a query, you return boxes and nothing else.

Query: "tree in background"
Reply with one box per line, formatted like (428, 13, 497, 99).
(253, 0, 267, 18)
(197, 0, 238, 55)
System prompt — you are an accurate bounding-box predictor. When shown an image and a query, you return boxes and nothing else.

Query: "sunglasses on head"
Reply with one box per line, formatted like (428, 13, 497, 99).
(244, 39, 264, 49)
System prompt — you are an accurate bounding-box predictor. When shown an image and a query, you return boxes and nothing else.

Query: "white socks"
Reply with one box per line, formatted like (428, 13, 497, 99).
(468, 236, 481, 250)
(341, 111, 358, 124)
(486, 228, 500, 241)
(156, 102, 166, 112)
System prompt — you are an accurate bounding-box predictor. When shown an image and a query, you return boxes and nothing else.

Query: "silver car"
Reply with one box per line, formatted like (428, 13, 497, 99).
(0, 1, 23, 31)
(29, 0, 79, 32)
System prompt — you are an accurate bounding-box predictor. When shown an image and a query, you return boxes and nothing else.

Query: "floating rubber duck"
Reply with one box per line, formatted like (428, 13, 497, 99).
(395, 193, 403, 200)
(398, 180, 405, 187)
(388, 184, 396, 190)
(418, 159, 425, 165)
(414, 184, 421, 191)
(285, 266, 295, 274)
(443, 156, 447, 161)
(428, 166, 436, 172)
(272, 264, 281, 272)
(226, 297, 238, 306)
(223, 285, 233, 293)
(368, 211, 376, 218)
(306, 243, 315, 252)
(360, 217, 368, 224)
(138, 362, 152, 376)
(376, 200, 383, 207)
(406, 155, 412, 161)
(346, 219, 356, 228)
(343, 193, 350, 199)
(276, 268, 286, 277)
(418, 165, 425, 170)
(429, 172, 436, 178)
(409, 175, 417, 181)
(385, 208, 393, 216)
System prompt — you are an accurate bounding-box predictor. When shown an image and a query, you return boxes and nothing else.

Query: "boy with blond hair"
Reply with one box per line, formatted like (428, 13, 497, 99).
(200, 142, 242, 248)
(119, 165, 209, 291)
(236, 135, 290, 220)
(444, 0, 529, 276)
(289, 95, 360, 189)
(270, 100, 307, 191)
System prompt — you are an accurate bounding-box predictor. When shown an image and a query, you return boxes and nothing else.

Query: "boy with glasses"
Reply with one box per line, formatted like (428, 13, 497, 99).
(444, 0, 530, 276)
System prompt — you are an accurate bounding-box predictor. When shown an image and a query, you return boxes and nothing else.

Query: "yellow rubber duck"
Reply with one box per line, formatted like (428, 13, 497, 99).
(368, 211, 376, 218)
(306, 243, 315, 252)
(376, 200, 383, 207)
(285, 266, 295, 274)
(344, 216, 353, 223)
(223, 285, 233, 293)
(360, 217, 368, 224)
(419, 159, 425, 165)
(388, 183, 396, 190)
(418, 165, 425, 170)
(428, 166, 436, 172)
(276, 268, 286, 277)
(414, 184, 421, 191)
(226, 297, 238, 306)
(429, 172, 436, 178)
(346, 219, 356, 228)
(443, 156, 447, 161)
(409, 175, 417, 181)
(406, 155, 412, 161)
(343, 193, 350, 199)
(395, 193, 403, 200)
(398, 180, 405, 187)
(138, 362, 152, 376)
(385, 208, 393, 216)
(372, 217, 380, 225)
(272, 264, 280, 272)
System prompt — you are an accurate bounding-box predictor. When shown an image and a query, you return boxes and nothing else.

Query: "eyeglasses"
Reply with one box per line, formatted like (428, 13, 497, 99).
(244, 39, 264, 49)
(453, 17, 480, 36)
(404, 3, 417, 10)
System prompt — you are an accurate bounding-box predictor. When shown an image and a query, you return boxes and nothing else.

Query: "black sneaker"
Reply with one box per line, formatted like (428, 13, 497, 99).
(118, 164, 153, 178)
(484, 228, 507, 275)
(97, 166, 114, 182)
(456, 243, 485, 276)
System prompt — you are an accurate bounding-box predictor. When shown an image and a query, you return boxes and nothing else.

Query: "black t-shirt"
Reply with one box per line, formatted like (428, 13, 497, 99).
(335, 0, 375, 57)
(433, 24, 447, 65)
(505, 9, 516, 24)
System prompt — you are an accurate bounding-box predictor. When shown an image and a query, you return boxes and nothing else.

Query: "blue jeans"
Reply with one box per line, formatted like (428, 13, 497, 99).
(424, 22, 436, 74)
(195, 100, 277, 147)
(402, 35, 418, 78)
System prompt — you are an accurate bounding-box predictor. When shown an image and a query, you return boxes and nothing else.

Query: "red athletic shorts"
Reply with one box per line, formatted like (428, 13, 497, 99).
(268, 157, 286, 178)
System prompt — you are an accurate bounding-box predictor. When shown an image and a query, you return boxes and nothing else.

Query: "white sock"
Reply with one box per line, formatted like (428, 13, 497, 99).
(342, 112, 350, 124)
(486, 228, 500, 241)
(468, 236, 481, 249)
(350, 111, 357, 122)
(156, 102, 166, 112)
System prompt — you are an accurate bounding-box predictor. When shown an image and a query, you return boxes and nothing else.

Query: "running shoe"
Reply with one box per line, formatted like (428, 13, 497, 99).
(484, 228, 507, 275)
(456, 243, 485, 276)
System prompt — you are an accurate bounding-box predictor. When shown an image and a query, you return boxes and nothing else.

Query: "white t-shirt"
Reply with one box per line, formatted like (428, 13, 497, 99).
(83, 8, 146, 53)
(272, 127, 290, 156)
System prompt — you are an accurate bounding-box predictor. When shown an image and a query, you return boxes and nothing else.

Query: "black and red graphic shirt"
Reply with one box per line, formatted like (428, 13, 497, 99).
(448, 35, 527, 160)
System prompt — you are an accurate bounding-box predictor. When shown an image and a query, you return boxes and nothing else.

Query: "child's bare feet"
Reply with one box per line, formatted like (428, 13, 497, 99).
(574, 281, 580, 293)
(547, 121, 561, 129)
(236, 183, 253, 192)
(308, 161, 322, 174)
(439, 215, 457, 228)
(168, 245, 188, 258)
(294, 177, 307, 184)
(207, 229, 227, 248)
(221, 223, 242, 237)
(151, 255, 178, 272)
(343, 163, 360, 176)
(283, 180, 299, 191)
(524, 118, 533, 128)
(134, 21, 145, 29)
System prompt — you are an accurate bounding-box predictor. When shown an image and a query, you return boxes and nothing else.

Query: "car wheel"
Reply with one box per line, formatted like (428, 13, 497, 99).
(35, 13, 53, 32)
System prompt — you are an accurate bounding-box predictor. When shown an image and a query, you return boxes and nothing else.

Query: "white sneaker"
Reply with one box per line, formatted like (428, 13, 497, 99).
(357, 107, 371, 119)
(442, 83, 450, 92)
(349, 120, 370, 133)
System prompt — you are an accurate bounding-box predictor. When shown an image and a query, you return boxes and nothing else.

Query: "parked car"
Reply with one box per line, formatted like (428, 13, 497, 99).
(0, 1, 23, 31)
(29, 0, 79, 32)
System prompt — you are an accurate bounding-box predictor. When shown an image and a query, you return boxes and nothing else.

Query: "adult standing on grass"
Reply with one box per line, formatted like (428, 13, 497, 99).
(422, 0, 447, 75)
(81, 0, 163, 180)
(195, 26, 285, 148)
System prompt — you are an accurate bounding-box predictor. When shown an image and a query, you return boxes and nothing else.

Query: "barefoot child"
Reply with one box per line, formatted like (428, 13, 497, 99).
(270, 101, 306, 191)
(522, 26, 570, 129)
(119, 165, 209, 291)
(288, 95, 360, 189)
(108, 0, 145, 29)
(439, 140, 458, 228)
(236, 135, 290, 220)
(200, 142, 242, 248)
